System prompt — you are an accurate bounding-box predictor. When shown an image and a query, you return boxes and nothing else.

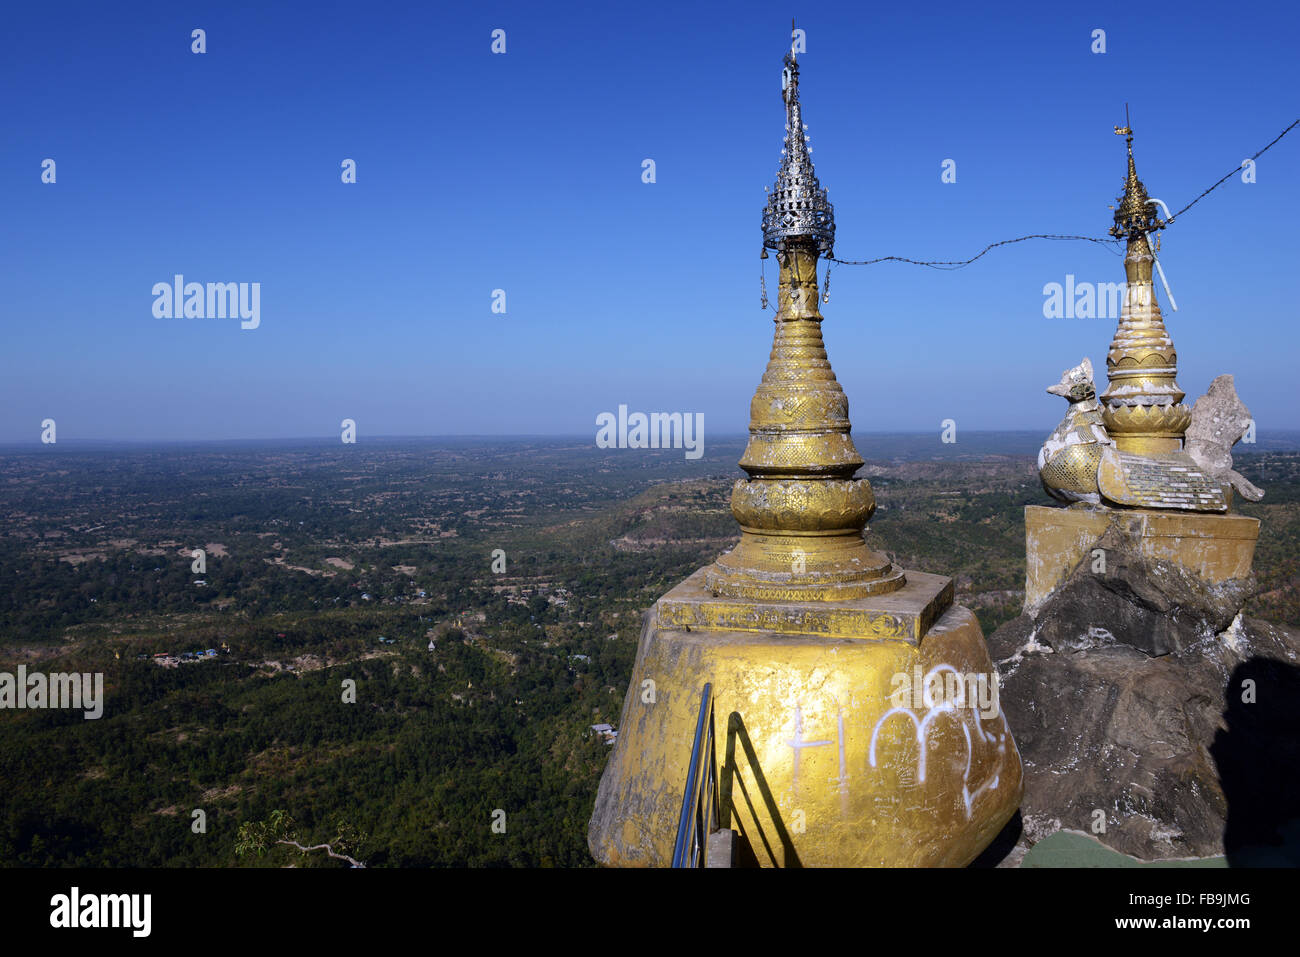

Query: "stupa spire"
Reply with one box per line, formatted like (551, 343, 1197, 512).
(705, 41, 902, 600)
(760, 44, 835, 258)
(1109, 112, 1165, 240)
(1099, 117, 1190, 454)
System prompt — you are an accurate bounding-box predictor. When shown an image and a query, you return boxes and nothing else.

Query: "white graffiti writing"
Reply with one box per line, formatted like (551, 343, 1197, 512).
(867, 665, 1007, 819)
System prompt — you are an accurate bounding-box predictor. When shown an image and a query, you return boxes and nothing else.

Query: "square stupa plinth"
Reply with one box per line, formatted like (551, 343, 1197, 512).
(656, 567, 955, 642)
(1024, 504, 1260, 617)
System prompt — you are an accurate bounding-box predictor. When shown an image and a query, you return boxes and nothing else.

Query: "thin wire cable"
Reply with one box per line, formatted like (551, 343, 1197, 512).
(1168, 118, 1298, 222)
(829, 234, 1121, 270)
(822, 119, 1299, 269)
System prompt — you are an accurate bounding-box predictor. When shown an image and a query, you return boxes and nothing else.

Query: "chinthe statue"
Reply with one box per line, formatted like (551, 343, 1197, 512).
(1038, 358, 1251, 512)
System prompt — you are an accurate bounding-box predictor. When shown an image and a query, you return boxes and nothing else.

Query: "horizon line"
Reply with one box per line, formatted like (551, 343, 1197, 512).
(3, 427, 1300, 451)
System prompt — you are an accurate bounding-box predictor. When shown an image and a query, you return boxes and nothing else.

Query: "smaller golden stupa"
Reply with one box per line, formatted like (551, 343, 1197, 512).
(1099, 125, 1190, 455)
(1028, 120, 1262, 614)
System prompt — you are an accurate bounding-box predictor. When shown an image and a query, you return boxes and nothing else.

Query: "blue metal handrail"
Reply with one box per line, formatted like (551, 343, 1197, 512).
(671, 682, 719, 867)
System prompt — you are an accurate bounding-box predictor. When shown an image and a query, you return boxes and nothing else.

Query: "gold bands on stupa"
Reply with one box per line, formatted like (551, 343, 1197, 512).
(1101, 127, 1190, 455)
(704, 48, 902, 602)
(705, 242, 903, 600)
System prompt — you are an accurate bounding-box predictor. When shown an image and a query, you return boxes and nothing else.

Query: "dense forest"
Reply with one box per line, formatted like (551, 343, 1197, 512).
(1, 437, 1295, 866)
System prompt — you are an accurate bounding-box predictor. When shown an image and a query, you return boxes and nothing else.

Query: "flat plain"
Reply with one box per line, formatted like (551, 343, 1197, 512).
(1, 434, 1295, 866)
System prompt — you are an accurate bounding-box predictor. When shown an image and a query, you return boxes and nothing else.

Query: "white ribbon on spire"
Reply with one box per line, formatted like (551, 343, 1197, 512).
(1145, 197, 1177, 311)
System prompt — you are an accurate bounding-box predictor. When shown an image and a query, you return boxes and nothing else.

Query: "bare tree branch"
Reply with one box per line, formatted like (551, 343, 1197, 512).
(275, 839, 366, 868)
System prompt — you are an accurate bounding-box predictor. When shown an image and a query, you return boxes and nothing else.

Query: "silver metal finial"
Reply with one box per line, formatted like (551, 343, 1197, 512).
(761, 46, 835, 256)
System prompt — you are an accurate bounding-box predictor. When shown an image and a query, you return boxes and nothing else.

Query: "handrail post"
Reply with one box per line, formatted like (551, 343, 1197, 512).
(671, 682, 715, 867)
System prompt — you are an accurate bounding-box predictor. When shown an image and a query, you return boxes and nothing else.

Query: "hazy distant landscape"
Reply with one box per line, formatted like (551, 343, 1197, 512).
(2, 435, 1296, 866)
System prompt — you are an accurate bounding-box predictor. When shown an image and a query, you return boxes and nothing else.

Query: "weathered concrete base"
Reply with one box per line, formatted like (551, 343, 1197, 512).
(1024, 504, 1259, 617)
(588, 571, 1023, 868)
(705, 829, 736, 868)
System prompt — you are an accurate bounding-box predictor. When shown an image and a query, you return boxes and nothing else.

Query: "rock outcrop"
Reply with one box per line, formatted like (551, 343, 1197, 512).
(988, 530, 1300, 863)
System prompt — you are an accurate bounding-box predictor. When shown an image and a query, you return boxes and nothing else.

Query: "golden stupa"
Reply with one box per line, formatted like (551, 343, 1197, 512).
(1099, 127, 1191, 456)
(587, 42, 1022, 867)
(1028, 122, 1261, 614)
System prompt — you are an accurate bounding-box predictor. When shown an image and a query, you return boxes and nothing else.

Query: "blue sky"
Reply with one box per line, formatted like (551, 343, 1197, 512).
(2, 0, 1296, 443)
